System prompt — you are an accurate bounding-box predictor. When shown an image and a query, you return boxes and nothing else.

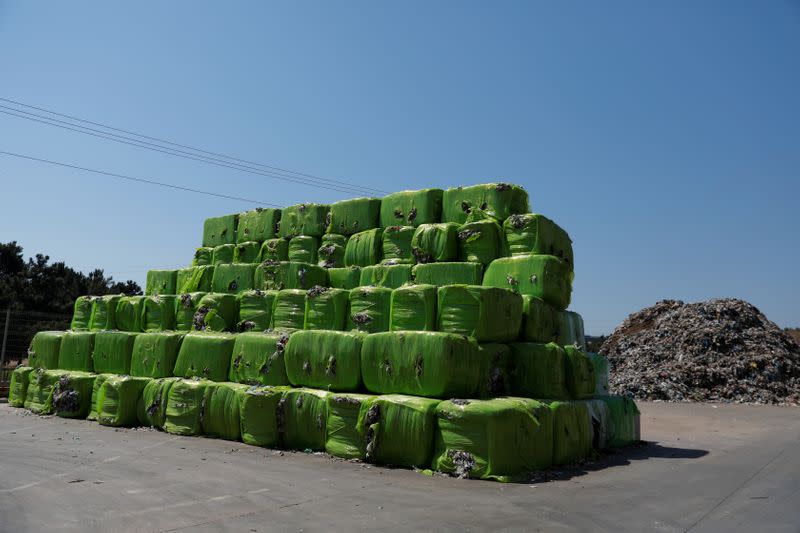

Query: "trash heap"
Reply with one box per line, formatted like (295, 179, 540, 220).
(10, 183, 639, 482)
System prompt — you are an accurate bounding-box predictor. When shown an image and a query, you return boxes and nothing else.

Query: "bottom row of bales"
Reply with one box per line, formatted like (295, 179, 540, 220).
(9, 368, 639, 482)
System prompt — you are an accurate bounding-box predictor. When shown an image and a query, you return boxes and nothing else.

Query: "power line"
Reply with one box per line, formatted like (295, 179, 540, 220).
(0, 150, 279, 207)
(0, 96, 389, 196)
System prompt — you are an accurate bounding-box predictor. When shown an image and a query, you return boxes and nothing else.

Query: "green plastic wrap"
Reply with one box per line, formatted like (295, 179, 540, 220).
(280, 388, 329, 451)
(28, 331, 65, 369)
(141, 295, 177, 332)
(521, 296, 559, 343)
(288, 235, 319, 264)
(379, 188, 443, 227)
(237, 208, 280, 243)
(53, 371, 96, 418)
(304, 287, 349, 330)
(325, 393, 378, 459)
(504, 213, 573, 268)
(58, 331, 95, 372)
(174, 292, 207, 332)
(240, 385, 289, 447)
(476, 343, 512, 398)
(582, 398, 611, 450)
(412, 262, 483, 286)
(9, 366, 33, 407)
(193, 247, 213, 266)
(71, 296, 93, 330)
(116, 296, 145, 332)
(278, 203, 329, 238)
(432, 397, 553, 480)
(93, 330, 139, 374)
(237, 289, 277, 331)
(365, 394, 439, 468)
(254, 261, 328, 291)
(509, 342, 569, 400)
(212, 244, 235, 265)
(558, 310, 586, 348)
(203, 214, 238, 247)
(272, 289, 307, 330)
(563, 346, 595, 399)
(344, 228, 382, 267)
(443, 183, 529, 224)
(174, 332, 235, 382)
(411, 223, 459, 263)
(137, 377, 181, 429)
(24, 369, 60, 414)
(389, 284, 437, 331)
(164, 378, 211, 436)
(381, 226, 416, 264)
(234, 241, 262, 264)
(347, 287, 392, 333)
(130, 331, 185, 378)
(361, 331, 481, 398)
(229, 331, 290, 386)
(97, 375, 150, 427)
(88, 295, 121, 331)
(359, 264, 413, 289)
(194, 293, 239, 332)
(322, 234, 348, 247)
(285, 330, 364, 391)
(259, 238, 289, 262)
(482, 254, 572, 310)
(436, 285, 522, 342)
(598, 395, 640, 448)
(317, 242, 345, 268)
(457, 219, 506, 265)
(212, 264, 256, 294)
(327, 197, 382, 235)
(145, 270, 178, 296)
(588, 353, 610, 395)
(327, 267, 361, 289)
(87, 374, 112, 421)
(203, 382, 249, 441)
(548, 401, 593, 465)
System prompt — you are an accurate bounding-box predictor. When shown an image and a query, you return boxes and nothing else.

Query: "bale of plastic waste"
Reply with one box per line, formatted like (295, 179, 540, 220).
(115, 296, 145, 332)
(145, 269, 177, 296)
(27, 331, 65, 369)
(363, 394, 440, 468)
(359, 264, 413, 289)
(58, 331, 96, 372)
(194, 293, 239, 332)
(137, 377, 181, 429)
(212, 244, 236, 265)
(96, 375, 150, 427)
(202, 382, 249, 441)
(327, 197, 381, 235)
(193, 247, 213, 266)
(325, 393, 379, 460)
(327, 267, 361, 289)
(237, 208, 280, 243)
(381, 225, 416, 264)
(173, 332, 236, 382)
(228, 331, 290, 386)
(304, 286, 349, 330)
(279, 388, 330, 451)
(203, 214, 238, 247)
(475, 343, 512, 398)
(347, 287, 392, 333)
(284, 330, 365, 391)
(379, 188, 443, 228)
(411, 223, 459, 263)
(240, 385, 289, 447)
(272, 289, 307, 330)
(442, 183, 529, 224)
(53, 371, 97, 418)
(259, 238, 289, 262)
(482, 254, 572, 310)
(141, 295, 176, 332)
(93, 330, 139, 374)
(237, 289, 277, 331)
(88, 295, 121, 331)
(234, 241, 262, 264)
(509, 342, 569, 400)
(211, 264, 256, 294)
(8, 366, 34, 407)
(412, 262, 483, 286)
(278, 203, 329, 238)
(174, 292, 207, 332)
(288, 235, 320, 264)
(254, 261, 327, 291)
(130, 331, 185, 378)
(436, 285, 522, 342)
(503, 213, 573, 268)
(344, 228, 383, 267)
(164, 378, 211, 436)
(389, 284, 437, 332)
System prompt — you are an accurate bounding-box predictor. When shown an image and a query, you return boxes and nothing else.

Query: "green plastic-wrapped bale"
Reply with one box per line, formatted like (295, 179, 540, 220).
(344, 228, 382, 267)
(234, 241, 262, 264)
(380, 188, 443, 228)
(389, 284, 437, 332)
(509, 342, 569, 400)
(240, 385, 289, 447)
(589, 353, 610, 395)
(359, 264, 413, 289)
(116, 296, 145, 332)
(212, 263, 256, 294)
(322, 233, 348, 247)
(9, 366, 34, 407)
(194, 293, 239, 332)
(137, 377, 181, 429)
(202, 382, 249, 441)
(203, 214, 238, 247)
(212, 244, 235, 265)
(443, 183, 529, 224)
(558, 310, 586, 348)
(229, 331, 290, 386)
(237, 289, 277, 331)
(193, 247, 213, 266)
(130, 331, 185, 378)
(483, 254, 572, 310)
(288, 235, 319, 264)
(71, 296, 93, 330)
(145, 270, 177, 296)
(88, 295, 121, 331)
(457, 219, 506, 265)
(582, 398, 612, 451)
(317, 242, 345, 268)
(280, 388, 330, 451)
(364, 394, 439, 468)
(432, 397, 554, 480)
(237, 208, 280, 243)
(141, 295, 176, 332)
(87, 374, 112, 421)
(28, 331, 65, 369)
(381, 226, 416, 264)
(52, 371, 97, 419)
(476, 343, 512, 398)
(164, 378, 211, 436)
(325, 393, 379, 459)
(97, 375, 150, 427)
(348, 287, 392, 333)
(361, 331, 481, 398)
(327, 267, 361, 289)
(58, 331, 95, 372)
(504, 213, 573, 268)
(24, 369, 60, 414)
(285, 330, 364, 391)
(412, 262, 483, 286)
(254, 261, 328, 291)
(174, 332, 235, 382)
(304, 286, 349, 330)
(327, 197, 381, 235)
(598, 395, 640, 448)
(436, 285, 522, 342)
(93, 330, 139, 374)
(272, 289, 307, 330)
(411, 223, 459, 263)
(278, 203, 329, 238)
(564, 346, 595, 399)
(522, 296, 559, 343)
(174, 292, 207, 332)
(259, 238, 289, 262)
(548, 401, 593, 465)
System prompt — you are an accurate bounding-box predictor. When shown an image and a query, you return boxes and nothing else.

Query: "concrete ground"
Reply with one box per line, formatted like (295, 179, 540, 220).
(0, 401, 798, 533)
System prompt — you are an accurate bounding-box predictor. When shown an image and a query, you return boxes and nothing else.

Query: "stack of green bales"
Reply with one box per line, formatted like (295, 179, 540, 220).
(11, 182, 638, 482)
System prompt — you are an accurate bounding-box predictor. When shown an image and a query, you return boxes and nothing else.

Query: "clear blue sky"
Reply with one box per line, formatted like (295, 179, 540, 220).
(1, 1, 797, 334)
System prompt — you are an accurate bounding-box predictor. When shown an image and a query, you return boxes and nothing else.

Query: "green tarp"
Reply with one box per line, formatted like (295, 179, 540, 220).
(141, 295, 176, 332)
(254, 261, 328, 291)
(145, 270, 177, 296)
(203, 214, 238, 247)
(174, 292, 207, 332)
(288, 235, 319, 264)
(211, 264, 256, 294)
(563, 346, 595, 399)
(280, 388, 329, 451)
(317, 242, 345, 268)
(272, 289, 307, 330)
(379, 188, 443, 228)
(558, 310, 586, 348)
(432, 397, 553, 481)
(173, 332, 235, 382)
(58, 331, 95, 372)
(443, 183, 529, 224)
(411, 223, 459, 263)
(259, 238, 289, 262)
(347, 287, 392, 333)
(521, 296, 559, 343)
(327, 267, 361, 289)
(285, 330, 364, 391)
(509, 342, 569, 400)
(361, 331, 481, 398)
(548, 401, 593, 465)
(164, 378, 211, 436)
(137, 377, 181, 429)
(116, 296, 145, 332)
(130, 331, 185, 378)
(589, 353, 610, 395)
(71, 296, 93, 330)
(304, 287, 349, 330)
(97, 375, 150, 427)
(412, 262, 483, 286)
(381, 226, 416, 264)
(229, 332, 290, 386)
(194, 293, 238, 332)
(344, 228, 382, 267)
(389, 284, 437, 331)
(327, 197, 381, 235)
(93, 330, 139, 374)
(234, 241, 262, 263)
(325, 393, 378, 459)
(24, 369, 60, 414)
(436, 285, 522, 342)
(240, 385, 288, 447)
(482, 254, 572, 310)
(457, 219, 506, 265)
(88, 295, 121, 331)
(503, 213, 573, 268)
(9, 366, 33, 407)
(359, 264, 413, 289)
(237, 208, 280, 243)
(193, 247, 213, 266)
(476, 343, 512, 398)
(365, 394, 439, 468)
(278, 203, 329, 238)
(598, 395, 640, 448)
(28, 331, 65, 369)
(212, 244, 235, 265)
(237, 289, 276, 331)
(203, 382, 248, 441)
(88, 374, 112, 421)
(53, 371, 96, 418)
